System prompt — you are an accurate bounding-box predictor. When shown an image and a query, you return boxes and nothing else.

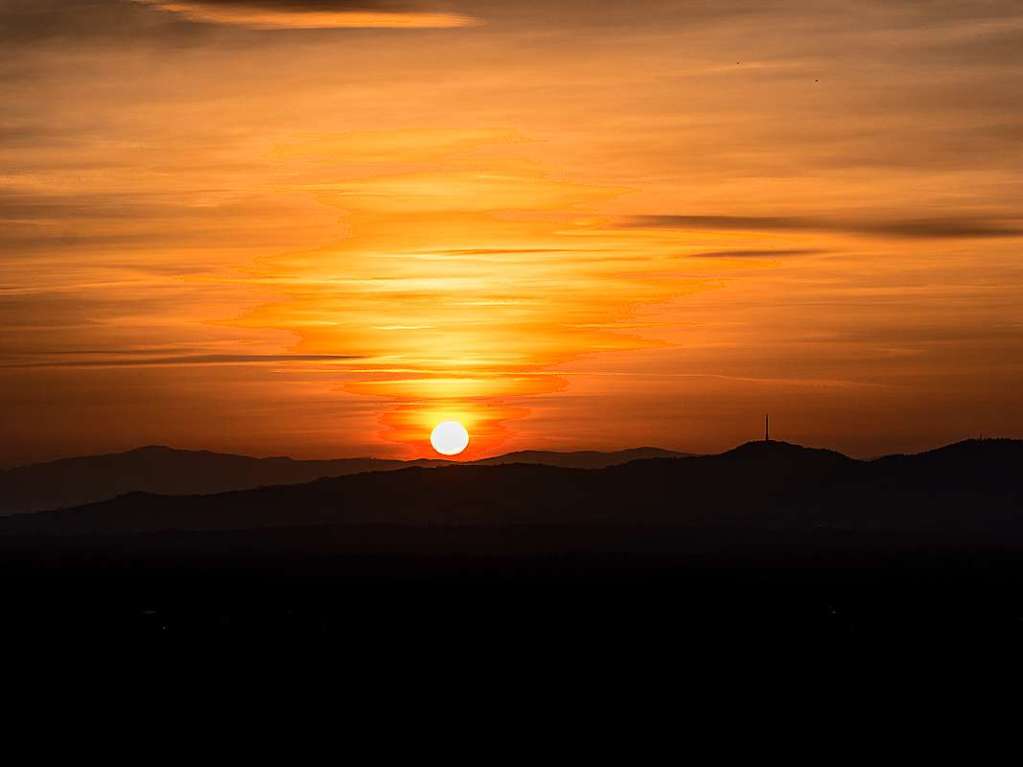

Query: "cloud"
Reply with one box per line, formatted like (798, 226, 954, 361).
(686, 249, 826, 258)
(861, 219, 1023, 239)
(623, 214, 1023, 239)
(133, 0, 480, 28)
(1, 354, 361, 369)
(0, 191, 156, 220)
(429, 248, 577, 255)
(0, 0, 210, 46)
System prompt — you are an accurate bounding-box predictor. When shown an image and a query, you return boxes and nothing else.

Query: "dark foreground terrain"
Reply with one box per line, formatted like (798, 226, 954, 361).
(1, 439, 1021, 640)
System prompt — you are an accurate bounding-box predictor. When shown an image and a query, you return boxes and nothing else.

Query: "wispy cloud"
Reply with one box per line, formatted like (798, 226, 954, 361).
(134, 1, 480, 29)
(2, 354, 361, 369)
(685, 249, 826, 259)
(623, 215, 1023, 240)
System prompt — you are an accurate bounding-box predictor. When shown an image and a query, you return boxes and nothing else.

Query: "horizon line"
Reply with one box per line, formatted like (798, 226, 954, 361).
(4, 435, 1018, 473)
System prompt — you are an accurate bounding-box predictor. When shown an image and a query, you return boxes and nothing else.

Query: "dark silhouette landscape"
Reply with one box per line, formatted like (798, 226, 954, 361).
(3, 438, 1022, 638)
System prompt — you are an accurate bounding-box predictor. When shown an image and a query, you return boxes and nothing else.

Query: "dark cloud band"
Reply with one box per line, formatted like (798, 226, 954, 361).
(133, 0, 479, 28)
(686, 249, 826, 259)
(1, 354, 361, 369)
(152, 1, 421, 9)
(623, 215, 1023, 240)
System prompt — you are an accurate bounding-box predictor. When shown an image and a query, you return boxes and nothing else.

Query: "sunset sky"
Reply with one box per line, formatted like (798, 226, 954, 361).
(2, 0, 1022, 466)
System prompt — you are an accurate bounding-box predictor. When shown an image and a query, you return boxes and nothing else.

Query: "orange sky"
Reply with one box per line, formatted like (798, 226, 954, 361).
(2, 0, 1022, 465)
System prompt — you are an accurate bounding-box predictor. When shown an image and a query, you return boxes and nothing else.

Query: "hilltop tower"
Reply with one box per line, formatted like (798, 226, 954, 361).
(765, 414, 770, 442)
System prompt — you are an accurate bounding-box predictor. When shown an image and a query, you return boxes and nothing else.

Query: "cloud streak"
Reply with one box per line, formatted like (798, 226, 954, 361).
(622, 215, 1023, 240)
(134, 0, 480, 28)
(685, 249, 826, 259)
(1, 354, 361, 369)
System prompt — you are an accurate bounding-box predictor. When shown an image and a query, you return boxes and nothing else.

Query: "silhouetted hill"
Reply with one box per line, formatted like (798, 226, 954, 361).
(722, 440, 852, 466)
(0, 444, 690, 515)
(0, 446, 448, 516)
(871, 438, 1023, 489)
(473, 447, 688, 468)
(2, 439, 1019, 543)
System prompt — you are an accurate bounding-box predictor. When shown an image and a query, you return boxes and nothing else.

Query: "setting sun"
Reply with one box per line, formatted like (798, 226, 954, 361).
(430, 421, 470, 457)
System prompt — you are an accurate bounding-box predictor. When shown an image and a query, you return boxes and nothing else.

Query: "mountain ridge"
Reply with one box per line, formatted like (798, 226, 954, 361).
(0, 444, 690, 516)
(2, 438, 1019, 541)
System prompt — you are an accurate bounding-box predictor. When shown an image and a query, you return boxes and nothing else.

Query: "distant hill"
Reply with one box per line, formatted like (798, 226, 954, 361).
(0, 446, 447, 516)
(2, 439, 1019, 545)
(0, 445, 689, 515)
(473, 447, 688, 469)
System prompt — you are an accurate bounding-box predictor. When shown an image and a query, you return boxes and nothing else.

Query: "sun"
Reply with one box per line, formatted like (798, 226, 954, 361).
(430, 420, 470, 456)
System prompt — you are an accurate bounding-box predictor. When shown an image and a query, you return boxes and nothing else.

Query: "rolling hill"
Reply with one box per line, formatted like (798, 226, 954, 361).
(0, 445, 690, 515)
(1, 440, 1018, 542)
